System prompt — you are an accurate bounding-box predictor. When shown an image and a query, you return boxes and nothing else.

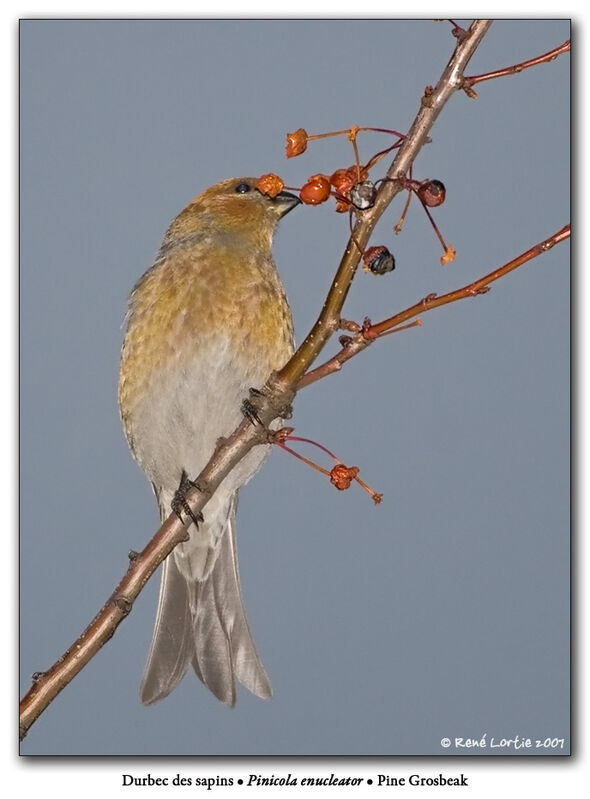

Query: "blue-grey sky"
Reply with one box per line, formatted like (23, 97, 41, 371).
(20, 19, 569, 757)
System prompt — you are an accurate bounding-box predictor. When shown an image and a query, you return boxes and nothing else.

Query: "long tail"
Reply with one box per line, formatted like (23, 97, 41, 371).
(140, 512, 271, 706)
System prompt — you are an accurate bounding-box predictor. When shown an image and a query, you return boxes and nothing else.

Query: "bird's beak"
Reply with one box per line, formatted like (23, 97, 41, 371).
(272, 190, 301, 217)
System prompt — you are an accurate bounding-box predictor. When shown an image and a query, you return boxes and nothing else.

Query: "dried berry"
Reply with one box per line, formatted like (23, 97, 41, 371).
(346, 164, 369, 183)
(329, 168, 353, 194)
(363, 245, 395, 275)
(417, 179, 446, 207)
(255, 173, 285, 198)
(330, 165, 370, 197)
(330, 463, 359, 491)
(350, 180, 377, 210)
(286, 128, 308, 158)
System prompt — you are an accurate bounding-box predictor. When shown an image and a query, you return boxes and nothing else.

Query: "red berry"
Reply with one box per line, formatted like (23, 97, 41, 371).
(417, 179, 446, 207)
(299, 174, 331, 205)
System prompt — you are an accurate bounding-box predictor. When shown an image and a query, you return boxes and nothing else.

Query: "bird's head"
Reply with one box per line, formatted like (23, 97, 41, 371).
(164, 177, 301, 251)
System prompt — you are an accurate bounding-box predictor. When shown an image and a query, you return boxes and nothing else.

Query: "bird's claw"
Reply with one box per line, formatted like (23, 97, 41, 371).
(242, 396, 262, 425)
(242, 385, 294, 426)
(171, 470, 204, 527)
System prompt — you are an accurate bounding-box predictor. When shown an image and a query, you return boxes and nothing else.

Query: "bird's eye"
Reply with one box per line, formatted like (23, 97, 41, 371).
(235, 182, 251, 194)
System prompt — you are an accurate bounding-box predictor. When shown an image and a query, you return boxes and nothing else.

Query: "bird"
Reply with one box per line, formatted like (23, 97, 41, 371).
(118, 177, 300, 706)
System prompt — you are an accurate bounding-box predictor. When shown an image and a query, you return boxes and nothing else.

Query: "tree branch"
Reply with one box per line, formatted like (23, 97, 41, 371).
(276, 19, 493, 389)
(298, 225, 570, 389)
(463, 39, 570, 95)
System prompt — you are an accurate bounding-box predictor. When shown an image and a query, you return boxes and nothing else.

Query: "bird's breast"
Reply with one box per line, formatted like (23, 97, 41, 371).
(118, 245, 293, 487)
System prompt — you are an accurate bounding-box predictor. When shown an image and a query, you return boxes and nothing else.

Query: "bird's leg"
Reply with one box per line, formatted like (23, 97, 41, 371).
(171, 469, 204, 527)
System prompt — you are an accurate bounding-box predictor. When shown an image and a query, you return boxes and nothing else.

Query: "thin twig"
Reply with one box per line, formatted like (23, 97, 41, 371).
(298, 225, 570, 390)
(463, 40, 570, 95)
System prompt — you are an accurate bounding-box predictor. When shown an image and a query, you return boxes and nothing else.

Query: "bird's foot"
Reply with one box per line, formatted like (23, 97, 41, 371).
(242, 383, 294, 426)
(242, 388, 263, 425)
(171, 470, 204, 527)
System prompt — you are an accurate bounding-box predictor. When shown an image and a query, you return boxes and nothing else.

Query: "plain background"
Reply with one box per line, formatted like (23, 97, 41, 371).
(20, 19, 569, 757)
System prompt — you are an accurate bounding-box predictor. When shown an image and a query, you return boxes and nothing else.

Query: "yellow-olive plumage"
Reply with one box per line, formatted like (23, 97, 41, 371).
(119, 178, 299, 705)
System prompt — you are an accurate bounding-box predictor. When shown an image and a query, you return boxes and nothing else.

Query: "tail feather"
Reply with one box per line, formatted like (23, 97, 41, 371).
(140, 503, 271, 706)
(210, 518, 272, 701)
(140, 555, 194, 704)
(191, 566, 236, 705)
